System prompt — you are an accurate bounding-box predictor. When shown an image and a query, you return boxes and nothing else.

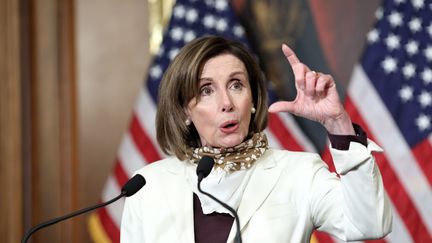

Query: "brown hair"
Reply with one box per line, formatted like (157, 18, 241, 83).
(156, 36, 268, 160)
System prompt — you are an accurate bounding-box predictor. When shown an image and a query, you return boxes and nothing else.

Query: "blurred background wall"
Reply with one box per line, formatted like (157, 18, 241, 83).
(1, 0, 148, 242)
(0, 0, 379, 242)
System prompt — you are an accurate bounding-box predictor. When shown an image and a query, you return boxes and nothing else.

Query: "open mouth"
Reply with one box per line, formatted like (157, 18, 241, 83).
(221, 120, 238, 128)
(223, 122, 237, 128)
(220, 120, 239, 133)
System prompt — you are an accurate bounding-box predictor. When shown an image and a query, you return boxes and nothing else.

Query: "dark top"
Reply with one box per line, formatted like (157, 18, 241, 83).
(193, 193, 235, 243)
(193, 124, 368, 243)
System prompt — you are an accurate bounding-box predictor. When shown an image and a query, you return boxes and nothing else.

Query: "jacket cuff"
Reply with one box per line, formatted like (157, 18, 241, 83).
(328, 123, 368, 150)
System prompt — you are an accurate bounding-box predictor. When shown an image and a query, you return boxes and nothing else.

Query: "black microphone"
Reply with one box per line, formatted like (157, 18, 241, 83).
(196, 156, 242, 243)
(22, 174, 146, 243)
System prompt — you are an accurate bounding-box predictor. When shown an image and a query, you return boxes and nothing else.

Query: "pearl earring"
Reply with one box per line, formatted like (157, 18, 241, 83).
(185, 118, 192, 126)
(251, 107, 256, 114)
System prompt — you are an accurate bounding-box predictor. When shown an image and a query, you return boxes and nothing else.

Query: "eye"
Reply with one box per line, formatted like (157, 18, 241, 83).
(199, 85, 213, 96)
(230, 80, 243, 90)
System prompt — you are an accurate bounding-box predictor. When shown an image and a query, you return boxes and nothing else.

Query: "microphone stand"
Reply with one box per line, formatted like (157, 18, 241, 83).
(22, 191, 126, 243)
(22, 174, 144, 242)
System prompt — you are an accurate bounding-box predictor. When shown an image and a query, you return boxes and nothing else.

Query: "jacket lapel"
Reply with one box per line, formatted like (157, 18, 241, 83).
(227, 150, 282, 242)
(163, 160, 195, 243)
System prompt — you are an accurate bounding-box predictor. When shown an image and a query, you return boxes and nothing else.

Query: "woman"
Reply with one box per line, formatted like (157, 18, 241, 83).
(121, 36, 392, 243)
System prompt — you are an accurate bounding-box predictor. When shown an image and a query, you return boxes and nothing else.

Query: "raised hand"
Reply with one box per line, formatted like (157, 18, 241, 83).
(268, 44, 355, 135)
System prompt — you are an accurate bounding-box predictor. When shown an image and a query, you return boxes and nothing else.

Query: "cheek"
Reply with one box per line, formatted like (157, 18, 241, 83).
(240, 102, 253, 128)
(191, 106, 216, 130)
(242, 110, 252, 129)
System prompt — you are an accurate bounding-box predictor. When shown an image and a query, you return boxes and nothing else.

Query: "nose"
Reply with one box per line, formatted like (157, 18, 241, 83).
(220, 90, 234, 112)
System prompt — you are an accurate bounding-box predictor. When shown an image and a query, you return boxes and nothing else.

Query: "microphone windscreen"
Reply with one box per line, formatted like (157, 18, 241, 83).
(122, 174, 146, 197)
(196, 156, 215, 178)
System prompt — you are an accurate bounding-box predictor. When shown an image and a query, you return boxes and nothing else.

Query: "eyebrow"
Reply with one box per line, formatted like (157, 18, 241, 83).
(199, 71, 247, 81)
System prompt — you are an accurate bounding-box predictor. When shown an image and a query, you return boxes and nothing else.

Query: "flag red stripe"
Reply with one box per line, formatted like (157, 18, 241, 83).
(313, 230, 335, 243)
(373, 152, 429, 242)
(114, 159, 129, 186)
(319, 146, 337, 173)
(98, 206, 121, 243)
(411, 139, 432, 185)
(268, 113, 304, 151)
(130, 115, 161, 163)
(345, 96, 432, 243)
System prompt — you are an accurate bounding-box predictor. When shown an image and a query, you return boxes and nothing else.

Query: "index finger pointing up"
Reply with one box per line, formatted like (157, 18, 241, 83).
(282, 44, 300, 66)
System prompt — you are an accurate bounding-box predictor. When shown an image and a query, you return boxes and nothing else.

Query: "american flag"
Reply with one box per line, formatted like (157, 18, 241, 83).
(87, 0, 315, 242)
(88, 0, 432, 242)
(320, 0, 432, 242)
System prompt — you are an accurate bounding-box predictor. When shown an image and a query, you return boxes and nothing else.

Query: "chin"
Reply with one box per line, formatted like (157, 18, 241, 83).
(219, 134, 246, 148)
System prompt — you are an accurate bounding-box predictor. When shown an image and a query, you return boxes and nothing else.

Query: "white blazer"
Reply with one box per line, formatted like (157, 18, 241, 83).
(121, 140, 392, 243)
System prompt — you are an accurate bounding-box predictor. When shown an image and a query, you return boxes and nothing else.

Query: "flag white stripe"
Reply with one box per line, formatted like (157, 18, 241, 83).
(349, 64, 432, 232)
(102, 175, 125, 227)
(118, 134, 148, 177)
(135, 88, 166, 158)
(277, 113, 316, 152)
(135, 88, 157, 139)
(265, 128, 283, 149)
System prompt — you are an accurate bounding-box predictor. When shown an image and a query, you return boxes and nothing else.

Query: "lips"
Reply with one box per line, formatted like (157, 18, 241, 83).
(220, 120, 239, 133)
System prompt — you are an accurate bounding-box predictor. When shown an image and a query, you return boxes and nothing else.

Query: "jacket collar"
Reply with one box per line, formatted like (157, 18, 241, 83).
(162, 149, 281, 243)
(227, 149, 281, 243)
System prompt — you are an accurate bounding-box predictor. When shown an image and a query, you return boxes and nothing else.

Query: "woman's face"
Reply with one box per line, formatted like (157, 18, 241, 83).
(186, 53, 253, 148)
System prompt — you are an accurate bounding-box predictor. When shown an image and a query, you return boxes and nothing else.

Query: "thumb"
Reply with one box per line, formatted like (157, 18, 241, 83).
(268, 101, 296, 113)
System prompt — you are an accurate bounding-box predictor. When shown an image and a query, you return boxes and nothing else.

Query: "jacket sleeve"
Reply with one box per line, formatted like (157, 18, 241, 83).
(310, 139, 393, 241)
